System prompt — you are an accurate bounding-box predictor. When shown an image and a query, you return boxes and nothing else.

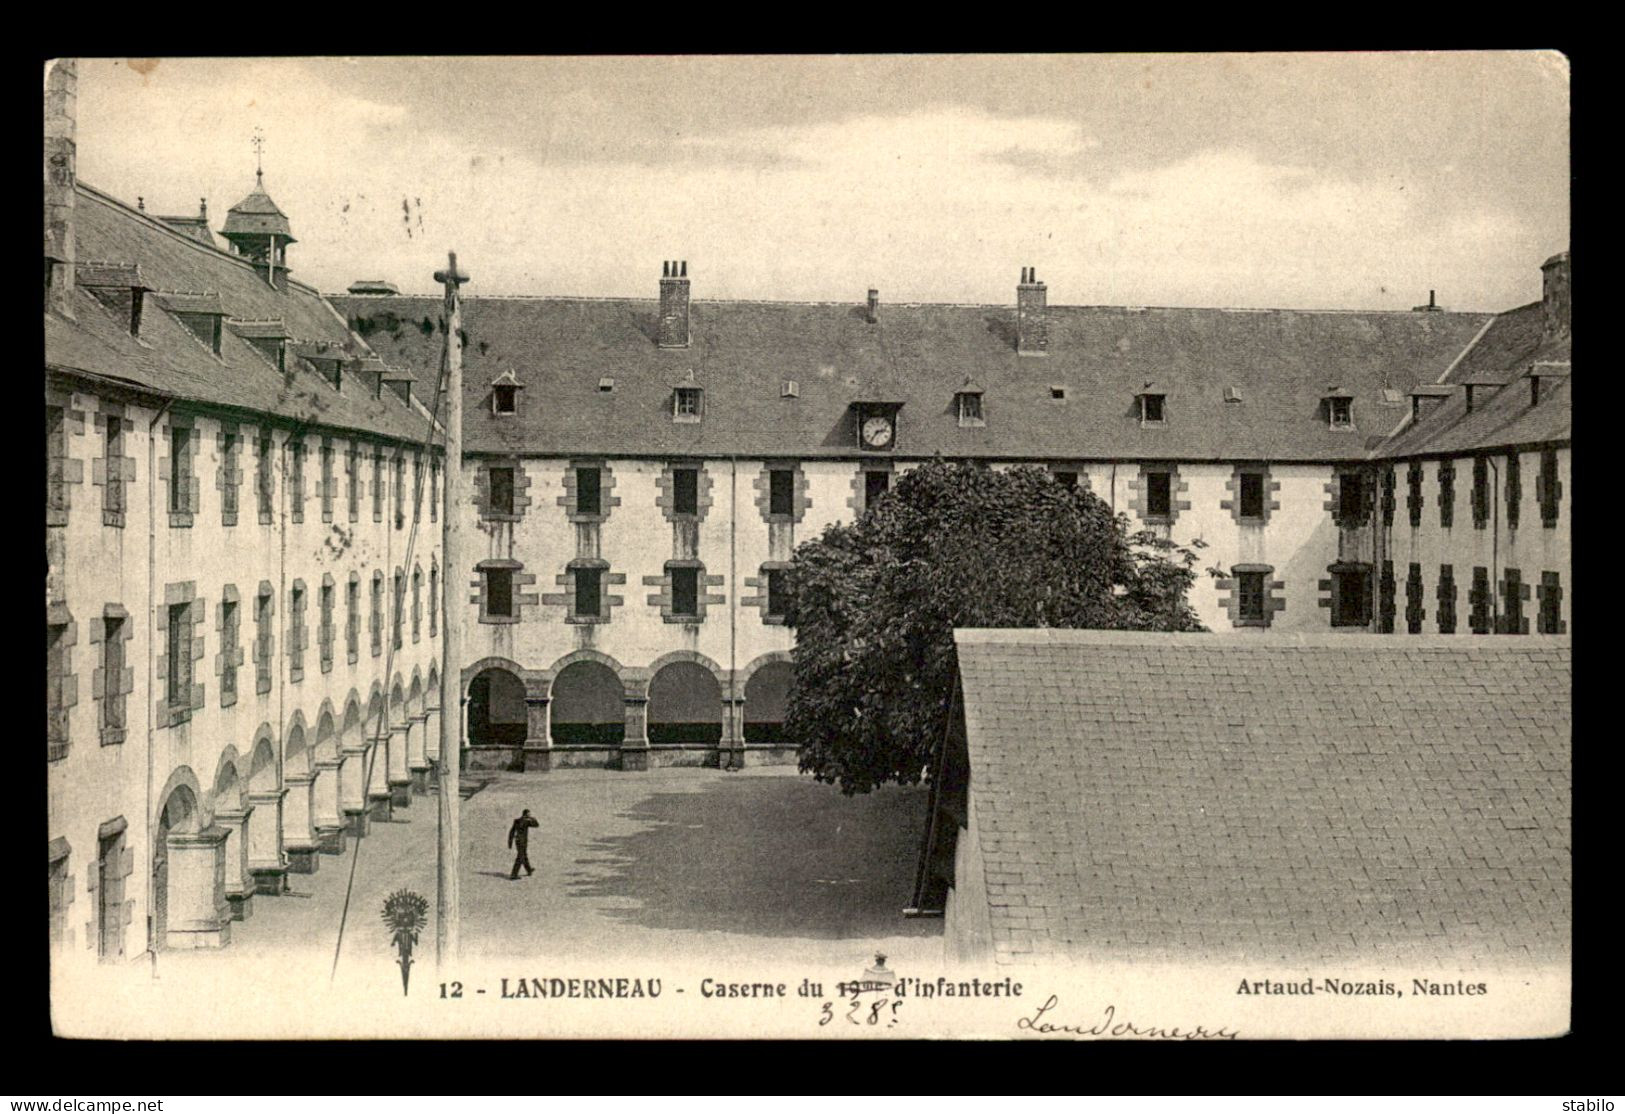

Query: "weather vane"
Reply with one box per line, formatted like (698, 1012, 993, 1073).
(252, 126, 265, 184)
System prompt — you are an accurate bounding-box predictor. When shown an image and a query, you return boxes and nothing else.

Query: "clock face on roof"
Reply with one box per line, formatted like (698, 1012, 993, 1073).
(861, 414, 895, 449)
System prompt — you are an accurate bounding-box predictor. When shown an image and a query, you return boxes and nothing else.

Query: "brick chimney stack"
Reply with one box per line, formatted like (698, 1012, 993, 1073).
(1017, 266, 1047, 355)
(658, 260, 690, 348)
(1541, 251, 1570, 342)
(44, 58, 77, 319)
(866, 288, 879, 324)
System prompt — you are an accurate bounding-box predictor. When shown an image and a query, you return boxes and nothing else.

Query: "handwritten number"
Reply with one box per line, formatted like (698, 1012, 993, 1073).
(868, 1000, 884, 1025)
(818, 1002, 833, 1026)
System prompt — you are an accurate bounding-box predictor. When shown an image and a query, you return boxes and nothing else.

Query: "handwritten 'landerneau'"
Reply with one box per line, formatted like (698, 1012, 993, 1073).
(1016, 995, 1239, 1040)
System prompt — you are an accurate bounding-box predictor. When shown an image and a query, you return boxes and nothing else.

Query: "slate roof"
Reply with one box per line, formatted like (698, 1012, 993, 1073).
(1374, 301, 1572, 458)
(331, 292, 1493, 461)
(157, 214, 218, 248)
(46, 183, 433, 444)
(221, 177, 295, 241)
(950, 629, 1571, 966)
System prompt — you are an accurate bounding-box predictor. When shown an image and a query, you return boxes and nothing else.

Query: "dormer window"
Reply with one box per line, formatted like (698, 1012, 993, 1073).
(490, 370, 524, 415)
(598, 377, 615, 393)
(956, 384, 985, 427)
(1223, 386, 1242, 404)
(1138, 391, 1166, 425)
(1323, 389, 1356, 430)
(674, 386, 703, 422)
(1050, 386, 1067, 402)
(782, 380, 799, 399)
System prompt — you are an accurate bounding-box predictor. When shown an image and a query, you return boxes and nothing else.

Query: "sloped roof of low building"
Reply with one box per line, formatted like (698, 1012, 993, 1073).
(331, 292, 1493, 461)
(951, 628, 1570, 966)
(45, 183, 434, 444)
(1374, 301, 1572, 458)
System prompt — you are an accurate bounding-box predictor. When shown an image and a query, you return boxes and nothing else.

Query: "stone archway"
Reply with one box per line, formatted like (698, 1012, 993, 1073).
(548, 660, 623, 747)
(467, 665, 529, 770)
(213, 754, 252, 921)
(246, 734, 284, 895)
(647, 660, 723, 747)
(743, 660, 794, 745)
(152, 779, 201, 950)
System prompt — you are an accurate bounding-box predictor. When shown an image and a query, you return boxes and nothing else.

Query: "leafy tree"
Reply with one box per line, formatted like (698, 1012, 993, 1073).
(784, 459, 1204, 794)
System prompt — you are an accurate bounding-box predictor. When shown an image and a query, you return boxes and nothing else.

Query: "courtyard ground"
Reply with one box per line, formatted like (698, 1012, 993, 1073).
(165, 766, 943, 982)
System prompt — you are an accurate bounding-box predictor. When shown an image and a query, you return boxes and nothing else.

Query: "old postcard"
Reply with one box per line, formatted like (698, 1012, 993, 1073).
(45, 52, 1571, 1041)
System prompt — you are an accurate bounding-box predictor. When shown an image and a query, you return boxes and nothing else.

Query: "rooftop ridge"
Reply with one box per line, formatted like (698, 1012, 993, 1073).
(76, 181, 325, 299)
(954, 627, 1572, 651)
(330, 290, 1501, 317)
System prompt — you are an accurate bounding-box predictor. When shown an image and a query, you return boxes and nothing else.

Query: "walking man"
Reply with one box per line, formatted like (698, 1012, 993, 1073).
(508, 808, 539, 880)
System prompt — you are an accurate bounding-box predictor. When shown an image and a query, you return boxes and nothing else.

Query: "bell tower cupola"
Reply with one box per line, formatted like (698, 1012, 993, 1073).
(221, 131, 296, 290)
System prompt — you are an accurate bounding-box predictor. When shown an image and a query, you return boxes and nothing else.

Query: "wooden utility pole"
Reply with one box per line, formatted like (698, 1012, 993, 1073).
(435, 251, 468, 966)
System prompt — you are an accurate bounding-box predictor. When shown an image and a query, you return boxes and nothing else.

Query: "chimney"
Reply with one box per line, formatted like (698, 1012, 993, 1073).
(1017, 266, 1047, 355)
(1412, 289, 1441, 312)
(866, 288, 879, 324)
(1541, 251, 1571, 342)
(658, 259, 690, 348)
(43, 59, 77, 318)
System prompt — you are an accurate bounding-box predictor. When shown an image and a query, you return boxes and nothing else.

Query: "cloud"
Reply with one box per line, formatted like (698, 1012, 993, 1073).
(74, 70, 1554, 312)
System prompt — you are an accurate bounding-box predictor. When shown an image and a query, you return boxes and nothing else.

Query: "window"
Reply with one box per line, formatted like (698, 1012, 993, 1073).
(573, 567, 601, 619)
(489, 466, 515, 516)
(319, 582, 335, 670)
(370, 574, 383, 656)
(252, 586, 273, 693)
(1437, 565, 1458, 634)
(430, 457, 440, 523)
(766, 568, 788, 620)
(493, 384, 518, 414)
(393, 453, 405, 528)
(220, 598, 239, 701)
(670, 566, 699, 617)
(1146, 470, 1172, 519)
(1330, 565, 1371, 628)
(769, 469, 795, 516)
(1407, 461, 1424, 528)
(257, 428, 274, 524)
(47, 619, 70, 761)
(1140, 394, 1166, 424)
(1538, 572, 1565, 634)
(289, 583, 306, 681)
(864, 470, 890, 508)
(1050, 386, 1067, 401)
(412, 453, 423, 522)
(1538, 448, 1561, 528)
(48, 851, 70, 950)
(166, 603, 192, 709)
(220, 428, 240, 526)
(1329, 396, 1354, 429)
(1053, 470, 1079, 491)
(1337, 471, 1368, 526)
(1471, 456, 1490, 530)
(104, 415, 124, 522)
(576, 467, 602, 516)
(1238, 471, 1264, 520)
(392, 572, 405, 649)
(672, 467, 699, 516)
(1237, 571, 1267, 622)
(1505, 453, 1521, 531)
(429, 564, 438, 638)
(96, 827, 126, 962)
(101, 614, 125, 739)
(346, 576, 360, 663)
(288, 439, 305, 524)
(1499, 568, 1527, 635)
(485, 567, 514, 619)
(411, 569, 422, 642)
(372, 449, 385, 522)
(1405, 563, 1426, 634)
(957, 392, 984, 426)
(674, 387, 703, 421)
(47, 405, 67, 522)
(1438, 460, 1455, 529)
(1380, 466, 1396, 528)
(169, 426, 192, 514)
(320, 441, 335, 522)
(1378, 561, 1397, 633)
(1469, 567, 1492, 634)
(347, 443, 361, 522)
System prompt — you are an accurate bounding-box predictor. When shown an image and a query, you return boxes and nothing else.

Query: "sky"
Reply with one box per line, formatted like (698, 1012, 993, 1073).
(72, 54, 1569, 312)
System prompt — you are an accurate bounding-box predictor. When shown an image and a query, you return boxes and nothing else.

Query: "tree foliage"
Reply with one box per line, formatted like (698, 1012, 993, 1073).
(784, 460, 1205, 794)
